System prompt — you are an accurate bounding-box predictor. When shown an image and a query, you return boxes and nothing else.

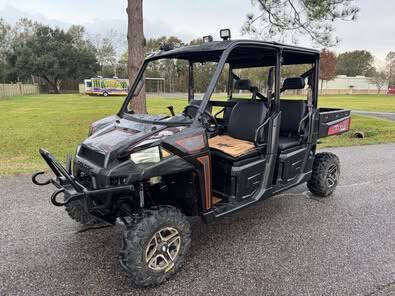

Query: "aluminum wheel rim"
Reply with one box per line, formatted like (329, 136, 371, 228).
(145, 227, 181, 271)
(326, 164, 338, 188)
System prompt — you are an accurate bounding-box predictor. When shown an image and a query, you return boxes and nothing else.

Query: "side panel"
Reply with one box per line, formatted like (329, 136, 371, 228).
(162, 127, 212, 211)
(211, 156, 266, 201)
(196, 155, 212, 209)
(276, 146, 313, 184)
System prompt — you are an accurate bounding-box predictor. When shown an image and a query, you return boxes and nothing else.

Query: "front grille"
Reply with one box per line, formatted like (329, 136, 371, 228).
(74, 160, 96, 190)
(78, 146, 105, 167)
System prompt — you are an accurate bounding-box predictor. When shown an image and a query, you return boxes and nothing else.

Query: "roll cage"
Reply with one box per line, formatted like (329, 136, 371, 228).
(119, 40, 320, 128)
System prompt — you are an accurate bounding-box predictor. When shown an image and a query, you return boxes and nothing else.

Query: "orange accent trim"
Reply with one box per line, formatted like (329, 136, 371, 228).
(197, 155, 212, 210)
(175, 134, 205, 153)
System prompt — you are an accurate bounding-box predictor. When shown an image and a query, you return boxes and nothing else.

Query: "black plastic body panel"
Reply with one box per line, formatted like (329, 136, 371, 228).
(276, 146, 314, 184)
(318, 108, 351, 138)
(212, 154, 265, 201)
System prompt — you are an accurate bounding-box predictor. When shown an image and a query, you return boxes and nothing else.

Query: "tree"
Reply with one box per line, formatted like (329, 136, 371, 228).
(370, 71, 387, 94)
(126, 0, 146, 113)
(386, 52, 395, 87)
(67, 25, 100, 81)
(96, 37, 117, 74)
(144, 36, 183, 57)
(6, 23, 99, 93)
(336, 50, 375, 77)
(0, 18, 11, 82)
(319, 48, 337, 92)
(243, 0, 359, 46)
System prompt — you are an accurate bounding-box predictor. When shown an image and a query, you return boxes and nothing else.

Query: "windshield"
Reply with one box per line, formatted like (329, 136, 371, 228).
(120, 56, 224, 124)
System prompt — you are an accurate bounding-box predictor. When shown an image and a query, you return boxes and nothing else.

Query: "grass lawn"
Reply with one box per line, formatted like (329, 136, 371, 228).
(213, 94, 395, 112)
(316, 95, 395, 112)
(1, 93, 394, 175)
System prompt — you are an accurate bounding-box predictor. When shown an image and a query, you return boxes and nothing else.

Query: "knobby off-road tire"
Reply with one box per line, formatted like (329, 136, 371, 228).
(307, 152, 340, 197)
(119, 205, 191, 288)
(65, 200, 101, 225)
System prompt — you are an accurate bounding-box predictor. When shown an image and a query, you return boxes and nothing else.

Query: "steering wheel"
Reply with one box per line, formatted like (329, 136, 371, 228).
(184, 105, 218, 133)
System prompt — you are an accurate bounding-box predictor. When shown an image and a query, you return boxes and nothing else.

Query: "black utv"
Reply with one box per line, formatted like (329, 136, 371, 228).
(33, 32, 351, 287)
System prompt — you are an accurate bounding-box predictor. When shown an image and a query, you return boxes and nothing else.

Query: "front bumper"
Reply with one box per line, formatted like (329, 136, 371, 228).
(32, 148, 135, 207)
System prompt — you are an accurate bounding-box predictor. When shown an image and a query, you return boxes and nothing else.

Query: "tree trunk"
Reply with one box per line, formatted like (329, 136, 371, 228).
(126, 0, 146, 113)
(42, 75, 60, 94)
(54, 78, 62, 94)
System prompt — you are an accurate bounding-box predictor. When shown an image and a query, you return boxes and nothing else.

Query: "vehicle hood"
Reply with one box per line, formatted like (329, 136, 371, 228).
(80, 115, 185, 164)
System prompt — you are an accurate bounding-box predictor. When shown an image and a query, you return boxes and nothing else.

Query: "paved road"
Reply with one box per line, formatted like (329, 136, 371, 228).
(352, 110, 395, 121)
(1, 144, 394, 296)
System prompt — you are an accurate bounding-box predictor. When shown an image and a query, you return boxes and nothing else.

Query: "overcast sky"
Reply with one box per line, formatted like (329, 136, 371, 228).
(0, 0, 393, 65)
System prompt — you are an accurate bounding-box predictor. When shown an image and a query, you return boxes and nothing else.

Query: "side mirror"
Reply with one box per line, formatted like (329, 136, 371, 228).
(281, 77, 305, 92)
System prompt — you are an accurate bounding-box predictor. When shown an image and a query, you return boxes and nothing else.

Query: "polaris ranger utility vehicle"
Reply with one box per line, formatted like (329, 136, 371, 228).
(32, 30, 351, 287)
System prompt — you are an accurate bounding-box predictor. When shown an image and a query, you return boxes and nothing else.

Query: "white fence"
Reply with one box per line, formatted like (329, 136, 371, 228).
(0, 83, 40, 98)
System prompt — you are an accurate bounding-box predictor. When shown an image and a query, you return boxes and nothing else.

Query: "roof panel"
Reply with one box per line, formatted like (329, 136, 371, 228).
(148, 40, 319, 66)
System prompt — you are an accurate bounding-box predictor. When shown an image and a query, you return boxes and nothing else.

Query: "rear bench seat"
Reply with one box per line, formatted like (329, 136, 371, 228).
(278, 100, 307, 150)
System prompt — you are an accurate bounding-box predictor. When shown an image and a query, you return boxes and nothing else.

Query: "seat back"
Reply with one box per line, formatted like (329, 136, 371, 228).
(227, 101, 268, 142)
(279, 100, 307, 137)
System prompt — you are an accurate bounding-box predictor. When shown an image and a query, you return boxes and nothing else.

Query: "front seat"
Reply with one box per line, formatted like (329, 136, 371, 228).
(209, 100, 268, 159)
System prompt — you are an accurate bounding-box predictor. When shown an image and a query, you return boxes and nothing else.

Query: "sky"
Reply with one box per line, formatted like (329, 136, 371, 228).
(0, 0, 394, 66)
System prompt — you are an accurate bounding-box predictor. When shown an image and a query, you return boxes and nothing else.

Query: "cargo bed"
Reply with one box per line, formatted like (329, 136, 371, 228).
(318, 108, 351, 138)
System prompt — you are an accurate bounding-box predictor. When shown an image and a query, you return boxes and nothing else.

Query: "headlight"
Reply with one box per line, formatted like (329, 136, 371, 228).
(130, 147, 171, 164)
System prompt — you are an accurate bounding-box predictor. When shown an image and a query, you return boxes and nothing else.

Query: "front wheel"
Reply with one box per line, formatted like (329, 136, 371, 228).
(307, 152, 340, 197)
(119, 205, 191, 287)
(65, 199, 102, 225)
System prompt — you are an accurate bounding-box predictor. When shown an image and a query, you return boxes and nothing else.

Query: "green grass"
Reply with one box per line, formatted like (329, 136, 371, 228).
(218, 94, 395, 112)
(279, 94, 395, 112)
(0, 93, 394, 175)
(317, 95, 395, 112)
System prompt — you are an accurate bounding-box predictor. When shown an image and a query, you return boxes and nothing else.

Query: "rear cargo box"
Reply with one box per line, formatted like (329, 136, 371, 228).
(318, 108, 351, 138)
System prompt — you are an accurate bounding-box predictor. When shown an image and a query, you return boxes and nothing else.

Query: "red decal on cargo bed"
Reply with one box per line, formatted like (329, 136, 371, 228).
(328, 118, 351, 135)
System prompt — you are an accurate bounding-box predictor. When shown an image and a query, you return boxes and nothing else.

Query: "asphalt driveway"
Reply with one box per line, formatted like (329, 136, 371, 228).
(0, 144, 394, 296)
(352, 110, 395, 121)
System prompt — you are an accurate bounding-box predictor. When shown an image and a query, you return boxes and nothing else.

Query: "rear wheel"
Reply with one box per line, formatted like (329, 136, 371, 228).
(307, 152, 340, 197)
(119, 205, 191, 287)
(103, 91, 109, 97)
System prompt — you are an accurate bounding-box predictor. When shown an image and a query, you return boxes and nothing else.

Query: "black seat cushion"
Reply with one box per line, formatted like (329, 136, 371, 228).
(227, 101, 268, 142)
(278, 136, 301, 150)
(279, 100, 307, 137)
